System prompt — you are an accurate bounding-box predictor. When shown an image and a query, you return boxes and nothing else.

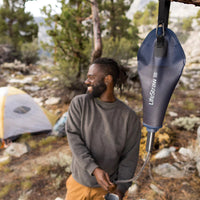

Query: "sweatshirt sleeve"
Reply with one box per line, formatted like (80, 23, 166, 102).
(66, 97, 99, 175)
(116, 115, 141, 194)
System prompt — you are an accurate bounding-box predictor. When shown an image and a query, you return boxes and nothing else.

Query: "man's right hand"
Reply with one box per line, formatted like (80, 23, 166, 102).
(93, 167, 114, 191)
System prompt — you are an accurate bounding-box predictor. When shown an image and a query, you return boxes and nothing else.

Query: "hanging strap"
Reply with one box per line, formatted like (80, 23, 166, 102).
(158, 0, 171, 29)
(155, 0, 171, 53)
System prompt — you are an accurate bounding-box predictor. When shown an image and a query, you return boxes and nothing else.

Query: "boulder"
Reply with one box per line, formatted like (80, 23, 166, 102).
(45, 97, 61, 105)
(4, 143, 29, 157)
(150, 184, 164, 195)
(154, 147, 176, 159)
(178, 147, 194, 159)
(153, 163, 185, 178)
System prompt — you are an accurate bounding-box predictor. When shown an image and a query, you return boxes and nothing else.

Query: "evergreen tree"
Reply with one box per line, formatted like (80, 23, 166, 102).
(0, 0, 38, 59)
(41, 0, 91, 89)
(133, 1, 158, 26)
(42, 0, 140, 90)
(99, 0, 139, 64)
(99, 0, 134, 40)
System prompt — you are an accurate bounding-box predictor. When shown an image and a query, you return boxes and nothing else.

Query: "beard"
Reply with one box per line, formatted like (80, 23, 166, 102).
(87, 79, 107, 98)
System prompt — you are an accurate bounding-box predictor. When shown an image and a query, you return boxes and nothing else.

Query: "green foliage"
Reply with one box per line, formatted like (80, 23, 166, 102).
(0, 0, 38, 60)
(133, 1, 158, 26)
(21, 38, 39, 65)
(38, 136, 57, 147)
(42, 0, 139, 89)
(182, 17, 193, 31)
(21, 179, 32, 191)
(182, 99, 197, 111)
(99, 0, 139, 64)
(196, 9, 200, 19)
(0, 184, 14, 199)
(102, 36, 138, 65)
(0, 156, 10, 170)
(41, 0, 91, 88)
(99, 0, 134, 40)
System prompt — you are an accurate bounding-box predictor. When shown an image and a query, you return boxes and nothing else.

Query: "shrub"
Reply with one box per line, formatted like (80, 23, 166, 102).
(182, 17, 193, 31)
(21, 38, 39, 65)
(102, 37, 138, 65)
(172, 117, 200, 131)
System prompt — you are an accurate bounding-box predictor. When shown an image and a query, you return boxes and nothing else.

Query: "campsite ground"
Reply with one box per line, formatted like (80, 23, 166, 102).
(0, 65, 200, 200)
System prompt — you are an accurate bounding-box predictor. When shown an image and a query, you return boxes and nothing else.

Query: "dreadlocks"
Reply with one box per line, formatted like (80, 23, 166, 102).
(92, 57, 128, 90)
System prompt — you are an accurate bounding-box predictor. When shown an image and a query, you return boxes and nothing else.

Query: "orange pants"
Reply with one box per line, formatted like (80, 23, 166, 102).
(65, 175, 128, 200)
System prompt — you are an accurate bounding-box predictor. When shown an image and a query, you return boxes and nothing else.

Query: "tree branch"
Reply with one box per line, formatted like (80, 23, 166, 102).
(172, 0, 200, 6)
(90, 0, 102, 62)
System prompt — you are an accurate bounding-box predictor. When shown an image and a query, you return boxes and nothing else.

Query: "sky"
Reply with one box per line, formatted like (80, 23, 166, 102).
(0, 0, 61, 17)
(0, 0, 200, 19)
(25, 0, 61, 17)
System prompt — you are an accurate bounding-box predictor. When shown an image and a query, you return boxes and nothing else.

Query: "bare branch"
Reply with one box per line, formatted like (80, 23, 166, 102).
(90, 0, 102, 62)
(172, 0, 200, 6)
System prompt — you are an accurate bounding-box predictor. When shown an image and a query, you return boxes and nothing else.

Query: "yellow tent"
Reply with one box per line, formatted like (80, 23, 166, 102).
(0, 86, 57, 139)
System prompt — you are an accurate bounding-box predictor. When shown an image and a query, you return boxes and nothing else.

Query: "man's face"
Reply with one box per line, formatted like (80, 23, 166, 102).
(85, 64, 107, 98)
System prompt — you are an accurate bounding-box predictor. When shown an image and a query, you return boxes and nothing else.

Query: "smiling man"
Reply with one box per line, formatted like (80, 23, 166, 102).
(65, 57, 141, 200)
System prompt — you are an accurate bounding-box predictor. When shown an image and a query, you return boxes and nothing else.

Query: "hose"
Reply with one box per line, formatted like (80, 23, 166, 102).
(115, 131, 155, 183)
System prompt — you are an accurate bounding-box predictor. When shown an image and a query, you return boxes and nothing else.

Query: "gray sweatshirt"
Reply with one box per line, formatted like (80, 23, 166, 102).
(66, 94, 141, 193)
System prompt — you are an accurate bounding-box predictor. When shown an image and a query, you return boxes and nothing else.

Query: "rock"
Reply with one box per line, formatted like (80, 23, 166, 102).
(18, 190, 32, 200)
(150, 184, 164, 195)
(190, 48, 200, 58)
(4, 143, 29, 157)
(154, 147, 176, 159)
(169, 146, 176, 152)
(1, 60, 29, 73)
(9, 76, 33, 84)
(153, 163, 185, 178)
(197, 126, 200, 145)
(179, 76, 190, 87)
(196, 161, 200, 177)
(128, 184, 138, 195)
(33, 97, 44, 106)
(0, 155, 10, 164)
(45, 97, 61, 105)
(183, 162, 196, 175)
(55, 198, 63, 200)
(24, 85, 40, 92)
(168, 111, 178, 117)
(154, 149, 170, 159)
(192, 19, 200, 31)
(178, 147, 193, 159)
(52, 77, 59, 82)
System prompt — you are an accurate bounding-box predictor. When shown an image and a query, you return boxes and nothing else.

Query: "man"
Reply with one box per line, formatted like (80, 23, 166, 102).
(65, 57, 141, 200)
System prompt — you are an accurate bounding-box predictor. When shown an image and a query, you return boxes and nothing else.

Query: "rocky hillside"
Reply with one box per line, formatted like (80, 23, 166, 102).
(127, 0, 200, 19)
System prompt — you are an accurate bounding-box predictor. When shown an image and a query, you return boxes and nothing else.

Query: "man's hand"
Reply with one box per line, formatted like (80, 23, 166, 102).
(93, 167, 114, 191)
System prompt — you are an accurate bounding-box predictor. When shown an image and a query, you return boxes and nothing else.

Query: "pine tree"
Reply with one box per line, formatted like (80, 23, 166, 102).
(99, 0, 139, 64)
(41, 0, 91, 89)
(99, 0, 134, 40)
(0, 0, 38, 59)
(42, 0, 140, 90)
(133, 1, 158, 26)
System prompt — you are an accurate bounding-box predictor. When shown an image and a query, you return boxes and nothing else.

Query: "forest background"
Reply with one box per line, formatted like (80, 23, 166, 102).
(0, 0, 200, 200)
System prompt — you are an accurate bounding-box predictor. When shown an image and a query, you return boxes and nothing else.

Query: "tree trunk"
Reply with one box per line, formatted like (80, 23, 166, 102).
(110, 0, 117, 41)
(91, 0, 102, 62)
(172, 0, 200, 6)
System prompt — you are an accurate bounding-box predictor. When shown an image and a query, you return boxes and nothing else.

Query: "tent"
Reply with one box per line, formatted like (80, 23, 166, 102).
(0, 86, 53, 139)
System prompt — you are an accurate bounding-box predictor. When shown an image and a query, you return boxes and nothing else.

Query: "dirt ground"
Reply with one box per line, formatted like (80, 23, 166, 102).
(0, 68, 200, 200)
